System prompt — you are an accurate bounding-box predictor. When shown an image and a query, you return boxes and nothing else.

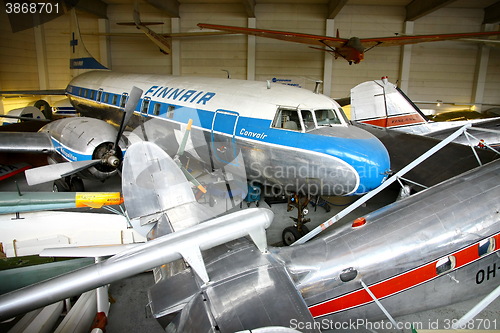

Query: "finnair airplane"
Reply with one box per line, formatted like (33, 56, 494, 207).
(0, 10, 390, 197)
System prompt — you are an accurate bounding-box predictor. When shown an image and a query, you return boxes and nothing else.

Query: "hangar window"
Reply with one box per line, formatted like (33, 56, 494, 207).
(120, 93, 128, 108)
(153, 103, 161, 116)
(478, 238, 495, 257)
(436, 255, 456, 275)
(315, 109, 341, 126)
(141, 97, 151, 114)
(167, 105, 175, 119)
(272, 108, 301, 131)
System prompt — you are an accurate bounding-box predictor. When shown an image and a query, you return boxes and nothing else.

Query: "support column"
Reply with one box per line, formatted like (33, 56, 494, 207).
(247, 18, 256, 81)
(399, 21, 414, 93)
(323, 19, 334, 96)
(471, 24, 493, 112)
(34, 24, 49, 90)
(171, 17, 181, 75)
(98, 18, 111, 68)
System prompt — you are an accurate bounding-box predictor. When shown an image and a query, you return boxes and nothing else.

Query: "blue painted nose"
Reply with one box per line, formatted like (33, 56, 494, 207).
(321, 127, 390, 195)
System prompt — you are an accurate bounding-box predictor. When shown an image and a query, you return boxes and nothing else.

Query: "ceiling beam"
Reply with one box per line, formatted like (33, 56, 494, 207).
(74, 0, 107, 19)
(241, 0, 256, 18)
(484, 1, 500, 24)
(145, 0, 180, 18)
(328, 0, 348, 19)
(405, 0, 457, 21)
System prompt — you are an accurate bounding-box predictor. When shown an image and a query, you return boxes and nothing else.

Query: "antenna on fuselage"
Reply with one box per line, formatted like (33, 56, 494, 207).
(221, 69, 231, 79)
(314, 81, 323, 94)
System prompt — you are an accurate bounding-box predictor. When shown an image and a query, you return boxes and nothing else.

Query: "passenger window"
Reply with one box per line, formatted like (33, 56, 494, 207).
(272, 108, 301, 131)
(167, 105, 175, 119)
(301, 110, 315, 131)
(478, 238, 495, 257)
(90, 90, 96, 100)
(112, 94, 118, 106)
(97, 89, 103, 102)
(315, 109, 341, 126)
(436, 256, 456, 275)
(153, 103, 161, 116)
(141, 97, 151, 114)
(120, 93, 128, 108)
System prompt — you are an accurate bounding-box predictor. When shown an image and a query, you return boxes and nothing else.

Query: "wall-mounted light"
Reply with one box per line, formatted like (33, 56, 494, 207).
(436, 100, 442, 107)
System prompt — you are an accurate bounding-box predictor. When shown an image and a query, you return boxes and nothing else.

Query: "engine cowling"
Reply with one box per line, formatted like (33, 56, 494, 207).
(39, 117, 127, 181)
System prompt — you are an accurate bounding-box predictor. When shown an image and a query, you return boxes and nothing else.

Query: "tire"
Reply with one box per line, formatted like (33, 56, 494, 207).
(299, 224, 309, 236)
(53, 179, 67, 192)
(70, 178, 85, 192)
(282, 226, 301, 246)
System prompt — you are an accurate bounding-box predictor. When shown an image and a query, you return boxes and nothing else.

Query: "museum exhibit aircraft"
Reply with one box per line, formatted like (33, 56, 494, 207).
(0, 138, 498, 332)
(0, 10, 391, 198)
(350, 76, 500, 150)
(197, 23, 500, 65)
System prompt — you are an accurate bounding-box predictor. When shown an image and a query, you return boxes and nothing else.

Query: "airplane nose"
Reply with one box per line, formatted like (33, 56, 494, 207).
(348, 137, 390, 195)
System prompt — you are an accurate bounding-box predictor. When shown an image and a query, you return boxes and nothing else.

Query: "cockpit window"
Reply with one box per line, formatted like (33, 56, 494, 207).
(300, 110, 315, 131)
(315, 109, 341, 126)
(272, 108, 301, 131)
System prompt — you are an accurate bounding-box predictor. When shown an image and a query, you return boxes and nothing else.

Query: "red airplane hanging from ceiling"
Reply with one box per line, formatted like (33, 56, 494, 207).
(198, 23, 500, 65)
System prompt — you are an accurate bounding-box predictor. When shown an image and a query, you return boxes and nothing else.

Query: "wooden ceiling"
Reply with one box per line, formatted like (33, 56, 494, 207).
(75, 0, 500, 24)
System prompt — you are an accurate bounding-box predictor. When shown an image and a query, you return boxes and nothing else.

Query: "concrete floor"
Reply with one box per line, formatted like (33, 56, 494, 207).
(1, 166, 499, 332)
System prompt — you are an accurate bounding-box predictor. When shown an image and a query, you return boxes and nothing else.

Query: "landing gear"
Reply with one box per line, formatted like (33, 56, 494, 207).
(281, 193, 311, 246)
(52, 176, 85, 192)
(282, 224, 309, 246)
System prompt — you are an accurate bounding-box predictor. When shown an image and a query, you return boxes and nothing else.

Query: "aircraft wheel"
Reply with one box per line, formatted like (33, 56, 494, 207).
(282, 226, 301, 246)
(300, 224, 309, 236)
(70, 178, 85, 192)
(53, 179, 67, 192)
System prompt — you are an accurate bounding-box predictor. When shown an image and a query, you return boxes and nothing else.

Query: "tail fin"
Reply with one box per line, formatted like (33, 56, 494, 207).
(350, 76, 428, 129)
(69, 9, 108, 72)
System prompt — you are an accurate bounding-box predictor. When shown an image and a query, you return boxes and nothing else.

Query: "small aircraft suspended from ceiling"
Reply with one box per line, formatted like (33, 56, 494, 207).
(197, 23, 500, 65)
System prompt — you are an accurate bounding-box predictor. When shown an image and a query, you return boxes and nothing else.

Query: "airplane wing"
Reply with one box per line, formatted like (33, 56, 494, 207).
(0, 132, 54, 154)
(197, 23, 348, 49)
(198, 23, 500, 51)
(359, 31, 500, 48)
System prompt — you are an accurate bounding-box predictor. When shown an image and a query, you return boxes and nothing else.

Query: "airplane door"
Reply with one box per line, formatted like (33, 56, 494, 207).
(210, 109, 239, 166)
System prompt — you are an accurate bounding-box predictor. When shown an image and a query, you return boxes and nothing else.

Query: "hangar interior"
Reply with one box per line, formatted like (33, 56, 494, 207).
(1, 1, 500, 332)
(1, 0, 500, 117)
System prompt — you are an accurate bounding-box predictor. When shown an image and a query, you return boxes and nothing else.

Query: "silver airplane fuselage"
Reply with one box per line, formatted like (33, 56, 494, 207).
(153, 159, 500, 331)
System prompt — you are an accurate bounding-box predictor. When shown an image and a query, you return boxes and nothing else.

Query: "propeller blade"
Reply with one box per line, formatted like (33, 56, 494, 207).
(25, 160, 100, 186)
(114, 86, 143, 150)
(179, 164, 207, 193)
(176, 118, 193, 157)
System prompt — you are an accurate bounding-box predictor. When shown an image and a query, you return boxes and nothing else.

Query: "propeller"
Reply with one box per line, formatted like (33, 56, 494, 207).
(25, 86, 143, 186)
(173, 119, 207, 193)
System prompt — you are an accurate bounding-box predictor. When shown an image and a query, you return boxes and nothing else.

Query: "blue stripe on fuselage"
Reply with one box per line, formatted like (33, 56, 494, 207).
(66, 84, 390, 193)
(50, 137, 92, 162)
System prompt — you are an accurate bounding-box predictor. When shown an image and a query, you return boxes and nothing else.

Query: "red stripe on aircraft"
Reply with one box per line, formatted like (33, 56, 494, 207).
(0, 164, 32, 182)
(360, 114, 426, 128)
(309, 232, 500, 318)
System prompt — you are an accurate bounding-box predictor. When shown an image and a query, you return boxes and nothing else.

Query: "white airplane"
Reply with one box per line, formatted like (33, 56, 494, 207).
(350, 76, 500, 150)
(0, 10, 391, 199)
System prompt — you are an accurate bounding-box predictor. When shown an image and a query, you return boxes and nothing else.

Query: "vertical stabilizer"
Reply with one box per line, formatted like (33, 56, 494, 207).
(351, 76, 428, 128)
(69, 9, 108, 73)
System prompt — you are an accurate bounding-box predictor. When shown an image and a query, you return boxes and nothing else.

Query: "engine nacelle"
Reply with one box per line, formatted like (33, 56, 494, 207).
(39, 117, 127, 181)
